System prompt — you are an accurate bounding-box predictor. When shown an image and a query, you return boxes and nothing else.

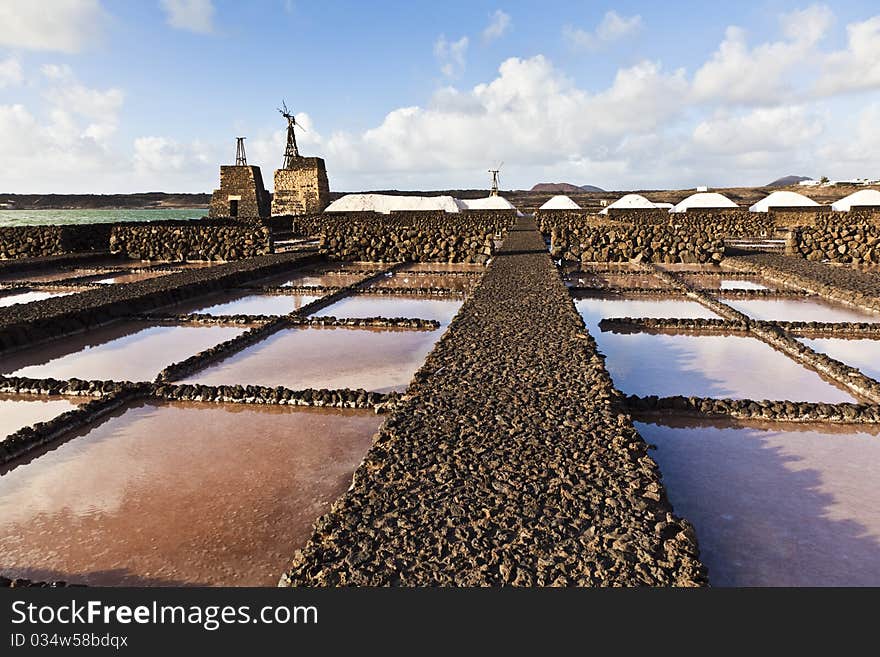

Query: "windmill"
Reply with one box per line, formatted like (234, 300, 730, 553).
(278, 100, 306, 168)
(234, 137, 247, 166)
(488, 161, 503, 196)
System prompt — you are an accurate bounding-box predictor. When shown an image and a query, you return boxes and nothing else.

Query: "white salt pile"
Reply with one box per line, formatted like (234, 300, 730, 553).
(599, 194, 658, 215)
(670, 192, 739, 213)
(539, 195, 581, 210)
(831, 190, 880, 211)
(749, 191, 819, 212)
(324, 194, 464, 214)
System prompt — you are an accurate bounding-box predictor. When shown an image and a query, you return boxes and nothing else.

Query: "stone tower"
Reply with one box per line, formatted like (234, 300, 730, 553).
(208, 139, 270, 218)
(270, 102, 330, 215)
(272, 158, 330, 215)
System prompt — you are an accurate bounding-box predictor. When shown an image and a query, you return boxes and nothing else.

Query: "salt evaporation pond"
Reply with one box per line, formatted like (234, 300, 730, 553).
(181, 325, 442, 392)
(0, 402, 383, 586)
(0, 395, 80, 438)
(637, 418, 880, 586)
(576, 296, 855, 402)
(171, 292, 321, 316)
(725, 297, 880, 323)
(798, 337, 880, 381)
(0, 290, 77, 307)
(682, 275, 773, 291)
(1, 322, 244, 382)
(319, 295, 462, 325)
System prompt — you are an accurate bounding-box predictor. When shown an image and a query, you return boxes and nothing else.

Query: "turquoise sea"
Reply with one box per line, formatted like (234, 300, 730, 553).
(0, 208, 207, 227)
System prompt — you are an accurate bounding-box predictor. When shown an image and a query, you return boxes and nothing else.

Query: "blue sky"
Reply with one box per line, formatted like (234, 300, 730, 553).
(1, 0, 879, 193)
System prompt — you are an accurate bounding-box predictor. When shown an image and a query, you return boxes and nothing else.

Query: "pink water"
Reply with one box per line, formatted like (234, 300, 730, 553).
(0, 402, 383, 586)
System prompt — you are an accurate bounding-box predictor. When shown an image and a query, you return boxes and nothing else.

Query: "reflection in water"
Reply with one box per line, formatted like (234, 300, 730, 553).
(0, 290, 76, 307)
(637, 418, 880, 586)
(726, 297, 880, 323)
(575, 297, 720, 325)
(0, 395, 80, 438)
(401, 263, 485, 272)
(181, 326, 442, 393)
(367, 272, 476, 293)
(93, 271, 167, 285)
(0, 402, 383, 586)
(799, 337, 880, 381)
(683, 275, 773, 290)
(576, 297, 854, 402)
(319, 295, 462, 326)
(1, 322, 244, 382)
(181, 293, 320, 316)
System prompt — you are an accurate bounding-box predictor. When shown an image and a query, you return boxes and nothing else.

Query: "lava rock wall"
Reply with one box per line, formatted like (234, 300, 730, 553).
(109, 222, 272, 261)
(788, 223, 880, 264)
(0, 225, 113, 259)
(290, 212, 514, 263)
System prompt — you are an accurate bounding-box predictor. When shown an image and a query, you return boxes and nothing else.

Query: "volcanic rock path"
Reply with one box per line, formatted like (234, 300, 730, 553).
(280, 219, 707, 586)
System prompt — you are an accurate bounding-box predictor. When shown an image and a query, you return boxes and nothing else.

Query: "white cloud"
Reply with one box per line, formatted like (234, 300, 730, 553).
(434, 35, 469, 78)
(818, 103, 880, 163)
(816, 16, 880, 95)
(563, 11, 642, 51)
(691, 5, 833, 104)
(0, 0, 106, 52)
(319, 56, 687, 180)
(0, 57, 23, 88)
(483, 10, 511, 43)
(693, 107, 824, 154)
(160, 0, 216, 34)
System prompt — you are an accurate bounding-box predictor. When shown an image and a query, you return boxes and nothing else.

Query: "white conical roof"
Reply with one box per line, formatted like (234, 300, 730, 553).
(324, 194, 463, 214)
(599, 193, 657, 214)
(539, 195, 582, 210)
(831, 189, 880, 211)
(749, 191, 820, 212)
(670, 192, 739, 213)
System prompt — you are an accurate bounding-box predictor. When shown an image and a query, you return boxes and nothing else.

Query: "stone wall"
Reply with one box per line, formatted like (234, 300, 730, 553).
(0, 225, 113, 259)
(786, 223, 880, 264)
(109, 221, 272, 261)
(287, 211, 514, 263)
(208, 165, 270, 218)
(271, 157, 330, 215)
(548, 224, 724, 264)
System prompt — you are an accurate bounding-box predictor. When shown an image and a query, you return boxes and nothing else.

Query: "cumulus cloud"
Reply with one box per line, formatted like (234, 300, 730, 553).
(0, 0, 107, 52)
(691, 4, 833, 104)
(0, 63, 128, 192)
(160, 0, 216, 34)
(434, 35, 469, 78)
(318, 56, 687, 180)
(0, 57, 23, 88)
(816, 16, 880, 95)
(483, 10, 511, 43)
(563, 11, 643, 51)
(693, 107, 824, 154)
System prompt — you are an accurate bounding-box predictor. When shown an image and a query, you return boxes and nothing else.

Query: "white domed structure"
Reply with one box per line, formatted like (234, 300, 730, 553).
(749, 191, 820, 212)
(670, 192, 739, 213)
(539, 195, 581, 210)
(831, 189, 880, 211)
(325, 194, 464, 214)
(599, 194, 658, 215)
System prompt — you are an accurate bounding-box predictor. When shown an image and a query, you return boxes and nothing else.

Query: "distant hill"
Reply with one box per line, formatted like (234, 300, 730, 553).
(766, 175, 812, 187)
(530, 182, 605, 193)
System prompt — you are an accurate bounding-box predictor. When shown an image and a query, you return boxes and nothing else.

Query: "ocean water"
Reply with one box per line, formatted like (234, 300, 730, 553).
(0, 208, 207, 227)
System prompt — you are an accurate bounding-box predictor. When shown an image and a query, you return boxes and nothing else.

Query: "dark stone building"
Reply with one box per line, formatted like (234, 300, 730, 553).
(208, 165, 271, 218)
(271, 157, 330, 215)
